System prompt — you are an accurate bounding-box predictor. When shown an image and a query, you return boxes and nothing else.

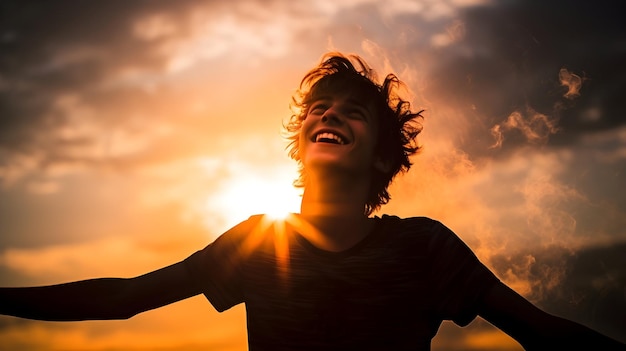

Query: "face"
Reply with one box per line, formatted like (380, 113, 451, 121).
(298, 94, 381, 179)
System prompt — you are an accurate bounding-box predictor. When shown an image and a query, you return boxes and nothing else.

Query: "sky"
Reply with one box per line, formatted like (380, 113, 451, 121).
(0, 0, 625, 350)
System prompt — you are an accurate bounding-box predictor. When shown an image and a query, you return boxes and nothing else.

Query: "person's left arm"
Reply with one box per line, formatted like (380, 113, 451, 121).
(477, 281, 625, 350)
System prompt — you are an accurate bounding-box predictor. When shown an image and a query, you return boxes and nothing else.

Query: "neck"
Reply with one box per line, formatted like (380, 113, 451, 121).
(299, 171, 370, 219)
(295, 172, 374, 252)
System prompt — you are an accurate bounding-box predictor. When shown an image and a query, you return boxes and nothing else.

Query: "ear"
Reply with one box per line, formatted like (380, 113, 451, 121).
(373, 157, 392, 174)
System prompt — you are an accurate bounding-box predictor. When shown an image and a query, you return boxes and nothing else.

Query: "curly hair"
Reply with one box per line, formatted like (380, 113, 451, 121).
(284, 52, 423, 215)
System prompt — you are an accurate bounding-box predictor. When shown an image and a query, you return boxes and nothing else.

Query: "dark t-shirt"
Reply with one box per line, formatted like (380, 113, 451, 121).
(184, 214, 499, 351)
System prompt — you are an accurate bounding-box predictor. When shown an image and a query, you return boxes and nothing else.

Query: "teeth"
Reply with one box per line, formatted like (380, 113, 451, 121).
(315, 132, 345, 145)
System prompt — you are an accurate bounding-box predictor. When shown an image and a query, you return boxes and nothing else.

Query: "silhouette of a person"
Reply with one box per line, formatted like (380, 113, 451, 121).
(1, 53, 624, 350)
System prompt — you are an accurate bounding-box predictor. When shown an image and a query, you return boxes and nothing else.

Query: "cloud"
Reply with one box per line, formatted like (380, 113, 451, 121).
(558, 68, 583, 100)
(1, 238, 175, 283)
(491, 243, 626, 342)
(489, 107, 559, 149)
(0, 301, 248, 351)
(426, 0, 626, 150)
(1, 1, 304, 186)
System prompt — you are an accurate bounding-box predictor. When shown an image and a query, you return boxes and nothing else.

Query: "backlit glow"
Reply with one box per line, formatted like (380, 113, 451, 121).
(204, 171, 301, 231)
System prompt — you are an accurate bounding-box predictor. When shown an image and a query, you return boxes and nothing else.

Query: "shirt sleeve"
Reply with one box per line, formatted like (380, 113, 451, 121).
(183, 215, 262, 312)
(427, 220, 500, 326)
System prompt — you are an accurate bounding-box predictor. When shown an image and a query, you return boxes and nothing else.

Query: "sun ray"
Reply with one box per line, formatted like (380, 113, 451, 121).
(273, 218, 290, 284)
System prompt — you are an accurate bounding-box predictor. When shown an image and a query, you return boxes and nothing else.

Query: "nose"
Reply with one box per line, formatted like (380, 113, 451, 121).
(321, 107, 342, 124)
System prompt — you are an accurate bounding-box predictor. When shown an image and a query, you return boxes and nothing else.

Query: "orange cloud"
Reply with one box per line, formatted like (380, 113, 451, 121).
(0, 300, 247, 351)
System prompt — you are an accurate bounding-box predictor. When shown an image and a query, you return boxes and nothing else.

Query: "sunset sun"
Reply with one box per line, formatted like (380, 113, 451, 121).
(204, 170, 301, 230)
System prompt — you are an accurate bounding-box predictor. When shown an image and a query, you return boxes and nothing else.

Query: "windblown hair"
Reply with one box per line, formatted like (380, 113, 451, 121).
(284, 52, 423, 215)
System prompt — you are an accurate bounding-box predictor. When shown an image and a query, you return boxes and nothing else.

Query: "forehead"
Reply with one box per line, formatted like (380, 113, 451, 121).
(306, 74, 383, 113)
(310, 94, 369, 108)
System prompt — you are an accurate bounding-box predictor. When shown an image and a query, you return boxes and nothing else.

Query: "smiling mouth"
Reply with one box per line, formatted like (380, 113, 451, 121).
(314, 132, 346, 145)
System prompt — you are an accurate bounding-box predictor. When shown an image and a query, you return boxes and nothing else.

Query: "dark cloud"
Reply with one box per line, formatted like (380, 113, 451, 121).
(551, 243, 626, 341)
(0, 1, 175, 158)
(425, 0, 626, 154)
(490, 242, 626, 343)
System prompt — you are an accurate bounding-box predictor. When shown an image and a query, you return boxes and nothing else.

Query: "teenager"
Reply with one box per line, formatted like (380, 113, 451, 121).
(1, 53, 624, 350)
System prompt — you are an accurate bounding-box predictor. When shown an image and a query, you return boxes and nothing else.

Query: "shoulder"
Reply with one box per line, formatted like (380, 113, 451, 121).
(223, 214, 273, 236)
(378, 214, 442, 234)
(378, 214, 436, 224)
(375, 215, 445, 249)
(378, 215, 466, 249)
(204, 214, 272, 250)
(187, 214, 275, 266)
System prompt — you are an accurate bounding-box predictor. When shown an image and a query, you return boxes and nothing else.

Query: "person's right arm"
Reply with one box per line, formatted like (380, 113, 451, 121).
(478, 281, 626, 350)
(0, 261, 201, 321)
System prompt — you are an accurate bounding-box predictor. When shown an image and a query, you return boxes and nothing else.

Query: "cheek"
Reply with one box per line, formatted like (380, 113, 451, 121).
(297, 121, 311, 156)
(299, 118, 314, 140)
(354, 123, 377, 145)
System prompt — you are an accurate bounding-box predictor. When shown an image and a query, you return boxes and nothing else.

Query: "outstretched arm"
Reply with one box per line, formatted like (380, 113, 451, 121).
(478, 282, 625, 350)
(0, 261, 201, 321)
